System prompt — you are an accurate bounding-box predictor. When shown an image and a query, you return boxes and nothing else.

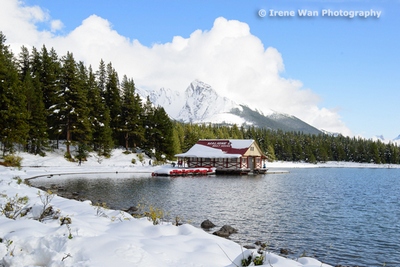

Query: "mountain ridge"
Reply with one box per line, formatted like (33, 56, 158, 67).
(137, 80, 322, 135)
(137, 80, 400, 142)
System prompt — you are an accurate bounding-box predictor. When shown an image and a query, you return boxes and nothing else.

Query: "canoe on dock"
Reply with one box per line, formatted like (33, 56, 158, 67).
(152, 167, 216, 177)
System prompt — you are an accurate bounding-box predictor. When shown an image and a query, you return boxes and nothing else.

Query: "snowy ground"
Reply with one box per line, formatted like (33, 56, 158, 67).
(1, 149, 397, 267)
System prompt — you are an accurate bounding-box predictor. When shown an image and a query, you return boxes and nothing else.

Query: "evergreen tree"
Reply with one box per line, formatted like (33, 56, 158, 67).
(18, 46, 48, 155)
(96, 59, 106, 97)
(58, 52, 91, 158)
(0, 32, 29, 154)
(141, 97, 175, 159)
(104, 62, 122, 144)
(43, 47, 59, 98)
(87, 66, 113, 156)
(181, 123, 200, 152)
(142, 96, 155, 154)
(29, 46, 62, 144)
(75, 61, 93, 159)
(172, 121, 185, 154)
(230, 124, 243, 139)
(18, 46, 30, 78)
(389, 143, 399, 164)
(202, 123, 215, 139)
(120, 75, 145, 150)
(151, 106, 175, 160)
(171, 126, 182, 156)
(369, 141, 381, 164)
(266, 144, 276, 162)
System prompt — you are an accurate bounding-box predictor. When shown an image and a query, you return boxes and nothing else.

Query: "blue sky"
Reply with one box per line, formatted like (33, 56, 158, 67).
(2, 0, 400, 139)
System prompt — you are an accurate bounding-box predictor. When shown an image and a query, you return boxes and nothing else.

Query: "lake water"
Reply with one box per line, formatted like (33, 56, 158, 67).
(31, 168, 400, 267)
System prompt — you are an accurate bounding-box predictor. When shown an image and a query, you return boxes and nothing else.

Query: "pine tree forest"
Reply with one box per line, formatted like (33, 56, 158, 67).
(1, 32, 400, 164)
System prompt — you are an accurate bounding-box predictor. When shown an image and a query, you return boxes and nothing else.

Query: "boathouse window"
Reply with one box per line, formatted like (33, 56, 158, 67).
(203, 158, 211, 165)
(250, 146, 254, 151)
(230, 158, 237, 163)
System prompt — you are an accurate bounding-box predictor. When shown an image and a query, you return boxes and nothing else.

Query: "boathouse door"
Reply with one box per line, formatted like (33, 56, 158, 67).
(248, 157, 254, 171)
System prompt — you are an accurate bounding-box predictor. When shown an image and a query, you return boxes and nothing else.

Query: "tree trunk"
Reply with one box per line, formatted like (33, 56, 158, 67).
(125, 132, 129, 151)
(66, 121, 71, 156)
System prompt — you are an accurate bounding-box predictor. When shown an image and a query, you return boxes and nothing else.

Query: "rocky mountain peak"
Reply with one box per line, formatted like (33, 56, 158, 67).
(136, 79, 322, 135)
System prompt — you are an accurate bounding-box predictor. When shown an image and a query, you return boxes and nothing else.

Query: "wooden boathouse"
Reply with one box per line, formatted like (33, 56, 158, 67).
(175, 139, 267, 175)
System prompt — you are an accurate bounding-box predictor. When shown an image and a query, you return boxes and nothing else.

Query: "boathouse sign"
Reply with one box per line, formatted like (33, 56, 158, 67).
(206, 141, 231, 148)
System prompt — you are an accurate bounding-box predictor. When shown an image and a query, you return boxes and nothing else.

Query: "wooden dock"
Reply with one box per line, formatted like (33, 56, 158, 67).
(266, 169, 290, 174)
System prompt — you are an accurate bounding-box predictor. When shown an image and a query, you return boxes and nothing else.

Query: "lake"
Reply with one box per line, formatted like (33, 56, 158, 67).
(30, 168, 400, 267)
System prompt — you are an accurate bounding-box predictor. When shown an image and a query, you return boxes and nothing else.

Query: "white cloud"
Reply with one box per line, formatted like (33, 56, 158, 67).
(0, 0, 53, 48)
(50, 19, 64, 32)
(0, 0, 352, 136)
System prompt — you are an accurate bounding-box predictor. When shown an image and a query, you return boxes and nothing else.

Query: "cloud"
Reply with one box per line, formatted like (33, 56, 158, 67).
(1, 0, 351, 136)
(0, 0, 53, 47)
(50, 19, 64, 32)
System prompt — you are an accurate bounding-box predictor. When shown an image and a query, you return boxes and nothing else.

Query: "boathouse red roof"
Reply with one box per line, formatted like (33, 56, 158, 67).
(175, 139, 259, 158)
(196, 140, 250, 155)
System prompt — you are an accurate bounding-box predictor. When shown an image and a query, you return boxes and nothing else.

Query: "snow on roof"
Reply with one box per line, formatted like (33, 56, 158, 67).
(175, 139, 255, 158)
(175, 144, 241, 158)
(227, 139, 254, 149)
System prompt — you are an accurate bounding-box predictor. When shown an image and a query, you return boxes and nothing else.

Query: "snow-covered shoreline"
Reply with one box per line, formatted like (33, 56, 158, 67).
(19, 150, 400, 182)
(1, 150, 398, 266)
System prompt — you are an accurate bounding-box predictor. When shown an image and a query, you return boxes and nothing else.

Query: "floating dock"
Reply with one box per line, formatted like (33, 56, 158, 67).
(152, 167, 216, 177)
(152, 167, 278, 176)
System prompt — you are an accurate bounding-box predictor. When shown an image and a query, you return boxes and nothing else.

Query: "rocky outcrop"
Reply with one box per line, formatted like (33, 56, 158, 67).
(123, 206, 139, 215)
(200, 219, 216, 229)
(212, 225, 238, 238)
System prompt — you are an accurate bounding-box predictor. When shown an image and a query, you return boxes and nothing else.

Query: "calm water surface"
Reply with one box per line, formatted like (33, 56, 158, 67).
(31, 168, 400, 267)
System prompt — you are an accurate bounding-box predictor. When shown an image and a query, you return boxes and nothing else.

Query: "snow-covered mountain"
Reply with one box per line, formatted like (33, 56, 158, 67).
(177, 80, 240, 123)
(373, 135, 385, 142)
(137, 80, 322, 135)
(372, 134, 400, 145)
